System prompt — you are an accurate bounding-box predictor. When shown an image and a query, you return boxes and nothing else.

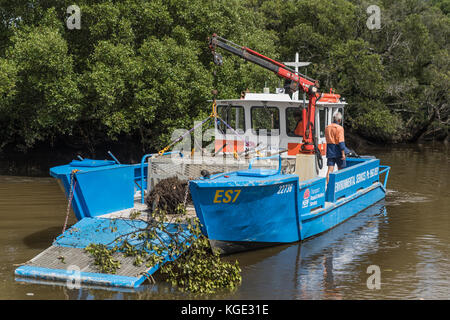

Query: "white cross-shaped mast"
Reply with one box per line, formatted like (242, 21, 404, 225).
(284, 52, 311, 101)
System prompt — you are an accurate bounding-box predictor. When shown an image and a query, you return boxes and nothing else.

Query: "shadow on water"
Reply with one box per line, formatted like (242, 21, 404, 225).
(22, 226, 62, 250)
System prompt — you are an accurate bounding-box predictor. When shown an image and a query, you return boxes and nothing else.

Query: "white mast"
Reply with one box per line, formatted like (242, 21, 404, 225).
(284, 52, 311, 101)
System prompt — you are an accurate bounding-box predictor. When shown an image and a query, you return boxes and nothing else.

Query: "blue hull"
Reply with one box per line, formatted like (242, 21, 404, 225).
(190, 174, 302, 244)
(189, 157, 390, 254)
(50, 159, 146, 220)
(300, 183, 385, 240)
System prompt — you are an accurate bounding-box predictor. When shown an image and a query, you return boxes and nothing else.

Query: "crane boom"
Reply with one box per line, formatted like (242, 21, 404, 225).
(208, 34, 340, 155)
(209, 34, 317, 94)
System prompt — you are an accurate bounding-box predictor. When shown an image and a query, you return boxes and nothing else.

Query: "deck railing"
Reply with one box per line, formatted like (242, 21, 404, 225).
(378, 165, 391, 189)
(139, 152, 178, 204)
(326, 158, 380, 202)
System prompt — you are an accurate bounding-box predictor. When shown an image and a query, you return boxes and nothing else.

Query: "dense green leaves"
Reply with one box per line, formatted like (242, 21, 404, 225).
(160, 233, 242, 294)
(85, 243, 121, 274)
(0, 0, 448, 153)
(84, 205, 242, 294)
(255, 0, 449, 142)
(2, 22, 81, 150)
(0, 0, 279, 153)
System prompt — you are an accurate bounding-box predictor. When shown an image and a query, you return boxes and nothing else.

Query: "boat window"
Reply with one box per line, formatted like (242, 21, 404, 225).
(217, 105, 245, 134)
(338, 107, 344, 125)
(251, 106, 280, 136)
(332, 107, 344, 124)
(319, 108, 326, 138)
(286, 107, 303, 137)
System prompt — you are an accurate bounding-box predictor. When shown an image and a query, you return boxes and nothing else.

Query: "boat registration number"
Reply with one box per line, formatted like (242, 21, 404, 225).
(213, 190, 241, 203)
(277, 184, 293, 194)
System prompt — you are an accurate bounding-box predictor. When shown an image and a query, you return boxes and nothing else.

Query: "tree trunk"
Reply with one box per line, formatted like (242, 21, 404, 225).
(408, 108, 437, 143)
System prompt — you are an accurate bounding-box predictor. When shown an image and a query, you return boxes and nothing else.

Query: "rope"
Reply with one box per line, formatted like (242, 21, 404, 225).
(158, 116, 212, 156)
(157, 98, 254, 157)
(62, 169, 79, 234)
(183, 180, 190, 208)
(158, 98, 220, 156)
(210, 99, 218, 118)
(215, 116, 250, 148)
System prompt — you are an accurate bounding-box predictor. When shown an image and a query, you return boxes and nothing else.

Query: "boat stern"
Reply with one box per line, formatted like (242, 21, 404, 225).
(189, 169, 301, 253)
(50, 159, 136, 220)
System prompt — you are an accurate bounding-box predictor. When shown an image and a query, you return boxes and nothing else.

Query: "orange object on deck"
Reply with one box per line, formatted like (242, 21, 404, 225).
(288, 143, 326, 156)
(215, 139, 245, 153)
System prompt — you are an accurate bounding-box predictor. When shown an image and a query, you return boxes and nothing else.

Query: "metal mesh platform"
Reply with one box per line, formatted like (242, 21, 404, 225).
(21, 245, 150, 278)
(15, 217, 193, 288)
(147, 155, 294, 193)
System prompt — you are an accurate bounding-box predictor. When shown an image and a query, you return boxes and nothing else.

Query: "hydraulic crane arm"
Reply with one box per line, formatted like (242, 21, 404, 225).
(209, 34, 318, 96)
(209, 34, 340, 157)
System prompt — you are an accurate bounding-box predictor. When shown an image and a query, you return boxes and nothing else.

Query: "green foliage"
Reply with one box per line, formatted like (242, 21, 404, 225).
(326, 39, 385, 97)
(159, 214, 242, 294)
(432, 0, 450, 14)
(0, 57, 16, 101)
(0, 0, 279, 153)
(84, 205, 241, 294)
(251, 0, 449, 142)
(0, 0, 448, 152)
(352, 102, 403, 141)
(84, 243, 121, 274)
(160, 233, 242, 294)
(3, 20, 81, 150)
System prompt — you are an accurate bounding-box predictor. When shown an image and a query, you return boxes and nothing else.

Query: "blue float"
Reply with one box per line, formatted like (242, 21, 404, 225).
(15, 217, 194, 288)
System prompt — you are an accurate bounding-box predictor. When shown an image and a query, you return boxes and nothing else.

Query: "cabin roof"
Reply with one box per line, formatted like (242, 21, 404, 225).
(211, 92, 347, 106)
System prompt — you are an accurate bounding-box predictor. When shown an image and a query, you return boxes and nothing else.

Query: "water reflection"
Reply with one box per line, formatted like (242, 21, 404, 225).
(227, 202, 387, 299)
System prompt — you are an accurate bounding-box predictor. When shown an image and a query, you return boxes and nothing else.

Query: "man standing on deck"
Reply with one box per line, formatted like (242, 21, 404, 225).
(325, 112, 346, 185)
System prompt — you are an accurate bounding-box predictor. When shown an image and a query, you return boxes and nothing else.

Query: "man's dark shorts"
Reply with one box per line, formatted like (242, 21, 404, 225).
(327, 157, 346, 169)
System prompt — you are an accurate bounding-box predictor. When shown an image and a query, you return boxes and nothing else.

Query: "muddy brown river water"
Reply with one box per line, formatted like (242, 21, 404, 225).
(0, 143, 448, 299)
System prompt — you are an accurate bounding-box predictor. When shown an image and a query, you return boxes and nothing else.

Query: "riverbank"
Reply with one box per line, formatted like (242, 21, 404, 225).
(0, 136, 145, 177)
(1, 130, 447, 177)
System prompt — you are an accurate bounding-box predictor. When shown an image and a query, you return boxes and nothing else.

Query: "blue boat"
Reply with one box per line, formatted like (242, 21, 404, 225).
(47, 91, 391, 256)
(189, 154, 390, 254)
(14, 34, 394, 288)
(186, 35, 392, 254)
(14, 86, 392, 290)
(49, 157, 145, 220)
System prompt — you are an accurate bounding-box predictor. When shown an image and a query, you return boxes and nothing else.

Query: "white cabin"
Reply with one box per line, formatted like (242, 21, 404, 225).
(213, 91, 347, 177)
